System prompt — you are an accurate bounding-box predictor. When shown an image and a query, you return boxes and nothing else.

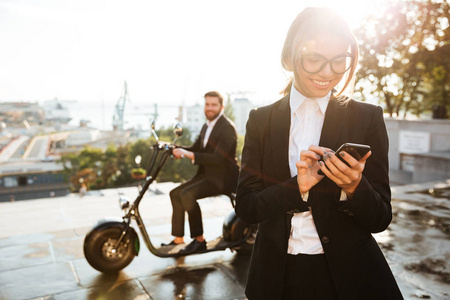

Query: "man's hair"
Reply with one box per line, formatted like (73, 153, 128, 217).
(204, 91, 224, 106)
(280, 7, 359, 97)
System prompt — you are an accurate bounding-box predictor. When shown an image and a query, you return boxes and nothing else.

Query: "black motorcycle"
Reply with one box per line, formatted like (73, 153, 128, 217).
(83, 123, 257, 274)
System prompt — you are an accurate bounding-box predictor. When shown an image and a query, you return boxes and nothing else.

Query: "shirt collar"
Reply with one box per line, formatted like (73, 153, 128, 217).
(289, 85, 330, 115)
(206, 111, 223, 127)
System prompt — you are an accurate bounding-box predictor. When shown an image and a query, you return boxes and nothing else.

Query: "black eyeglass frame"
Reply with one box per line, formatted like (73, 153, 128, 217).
(298, 53, 354, 74)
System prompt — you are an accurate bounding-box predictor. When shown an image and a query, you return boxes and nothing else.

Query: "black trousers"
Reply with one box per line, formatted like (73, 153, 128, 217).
(282, 254, 338, 300)
(169, 174, 221, 238)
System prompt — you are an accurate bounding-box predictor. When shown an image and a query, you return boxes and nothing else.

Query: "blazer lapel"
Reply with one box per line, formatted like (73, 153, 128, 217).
(204, 115, 224, 150)
(270, 95, 291, 181)
(199, 124, 208, 149)
(318, 95, 347, 151)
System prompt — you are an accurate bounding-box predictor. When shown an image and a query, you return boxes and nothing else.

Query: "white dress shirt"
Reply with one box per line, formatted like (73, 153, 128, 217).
(287, 86, 330, 255)
(203, 111, 223, 148)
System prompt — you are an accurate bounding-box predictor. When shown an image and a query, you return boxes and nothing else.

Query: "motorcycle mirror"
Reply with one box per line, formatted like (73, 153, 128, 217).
(173, 123, 183, 137)
(172, 123, 183, 143)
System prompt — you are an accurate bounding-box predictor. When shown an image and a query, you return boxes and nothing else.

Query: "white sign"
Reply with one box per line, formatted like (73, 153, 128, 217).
(399, 130, 430, 154)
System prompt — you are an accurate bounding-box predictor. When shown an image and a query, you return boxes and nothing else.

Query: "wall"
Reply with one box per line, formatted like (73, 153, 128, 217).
(384, 118, 450, 184)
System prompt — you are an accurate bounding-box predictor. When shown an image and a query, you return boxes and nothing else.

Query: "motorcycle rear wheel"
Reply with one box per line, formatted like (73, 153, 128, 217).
(84, 227, 136, 273)
(233, 222, 258, 255)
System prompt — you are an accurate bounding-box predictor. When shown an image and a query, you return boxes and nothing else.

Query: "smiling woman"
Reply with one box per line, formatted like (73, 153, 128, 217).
(235, 6, 403, 300)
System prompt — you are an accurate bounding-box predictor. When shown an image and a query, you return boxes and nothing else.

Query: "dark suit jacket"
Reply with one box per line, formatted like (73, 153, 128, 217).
(184, 114, 239, 193)
(236, 95, 403, 300)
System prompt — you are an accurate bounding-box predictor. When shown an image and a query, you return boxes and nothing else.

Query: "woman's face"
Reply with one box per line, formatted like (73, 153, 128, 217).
(293, 34, 351, 98)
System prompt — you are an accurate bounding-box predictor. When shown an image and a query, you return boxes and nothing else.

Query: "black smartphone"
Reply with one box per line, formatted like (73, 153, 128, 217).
(317, 143, 371, 175)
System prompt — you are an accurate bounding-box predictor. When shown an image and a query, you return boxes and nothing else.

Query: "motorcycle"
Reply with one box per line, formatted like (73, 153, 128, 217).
(83, 123, 257, 274)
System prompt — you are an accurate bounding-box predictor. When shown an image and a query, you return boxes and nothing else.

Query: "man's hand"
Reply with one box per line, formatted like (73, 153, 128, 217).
(172, 148, 194, 160)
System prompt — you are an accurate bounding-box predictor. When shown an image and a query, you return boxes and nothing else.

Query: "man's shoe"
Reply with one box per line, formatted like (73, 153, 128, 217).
(161, 240, 183, 247)
(179, 239, 207, 254)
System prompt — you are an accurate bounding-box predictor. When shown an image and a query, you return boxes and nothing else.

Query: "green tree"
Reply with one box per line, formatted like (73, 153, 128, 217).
(114, 144, 132, 186)
(60, 146, 104, 190)
(154, 126, 196, 182)
(354, 0, 449, 118)
(59, 125, 208, 190)
(224, 95, 236, 122)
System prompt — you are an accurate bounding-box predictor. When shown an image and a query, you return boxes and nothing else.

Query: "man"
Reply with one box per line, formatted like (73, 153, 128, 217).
(163, 91, 239, 254)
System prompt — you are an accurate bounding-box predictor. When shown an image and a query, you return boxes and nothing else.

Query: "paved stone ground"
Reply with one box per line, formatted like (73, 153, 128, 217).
(0, 180, 449, 300)
(0, 183, 249, 300)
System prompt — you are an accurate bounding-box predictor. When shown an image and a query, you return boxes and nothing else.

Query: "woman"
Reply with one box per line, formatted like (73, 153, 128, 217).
(235, 7, 403, 300)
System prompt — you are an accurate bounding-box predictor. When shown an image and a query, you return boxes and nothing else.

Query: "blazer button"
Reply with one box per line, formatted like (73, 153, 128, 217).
(321, 236, 330, 244)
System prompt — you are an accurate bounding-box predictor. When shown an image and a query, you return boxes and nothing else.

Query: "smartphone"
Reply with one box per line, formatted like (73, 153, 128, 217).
(317, 143, 371, 175)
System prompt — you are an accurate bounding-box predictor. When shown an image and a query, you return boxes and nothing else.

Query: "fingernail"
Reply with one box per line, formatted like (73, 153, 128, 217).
(323, 156, 328, 161)
(316, 155, 321, 159)
(330, 150, 335, 154)
(327, 153, 333, 159)
(318, 161, 324, 166)
(324, 151, 328, 155)
(308, 165, 312, 168)
(340, 152, 345, 157)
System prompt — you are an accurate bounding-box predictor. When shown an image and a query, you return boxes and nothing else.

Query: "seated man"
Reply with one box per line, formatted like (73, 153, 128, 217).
(164, 91, 239, 254)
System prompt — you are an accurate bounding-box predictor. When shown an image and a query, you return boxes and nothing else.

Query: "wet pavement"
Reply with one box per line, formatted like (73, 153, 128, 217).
(0, 180, 449, 300)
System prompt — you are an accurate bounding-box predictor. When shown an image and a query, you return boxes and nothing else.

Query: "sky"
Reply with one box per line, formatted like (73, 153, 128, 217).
(0, 0, 389, 106)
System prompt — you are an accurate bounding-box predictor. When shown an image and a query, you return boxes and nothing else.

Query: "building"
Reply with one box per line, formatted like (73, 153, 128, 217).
(42, 98, 72, 124)
(385, 118, 450, 184)
(184, 103, 204, 141)
(0, 160, 68, 202)
(233, 98, 254, 135)
(0, 102, 44, 126)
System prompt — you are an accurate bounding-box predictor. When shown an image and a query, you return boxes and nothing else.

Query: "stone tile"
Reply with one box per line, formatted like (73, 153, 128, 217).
(0, 262, 78, 299)
(0, 242, 53, 272)
(139, 264, 246, 300)
(46, 229, 78, 239)
(217, 253, 251, 287)
(0, 232, 55, 247)
(73, 226, 91, 237)
(52, 236, 85, 262)
(36, 279, 150, 300)
(73, 249, 177, 288)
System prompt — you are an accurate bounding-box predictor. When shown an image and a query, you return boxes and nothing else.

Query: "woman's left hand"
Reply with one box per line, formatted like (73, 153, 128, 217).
(318, 150, 372, 198)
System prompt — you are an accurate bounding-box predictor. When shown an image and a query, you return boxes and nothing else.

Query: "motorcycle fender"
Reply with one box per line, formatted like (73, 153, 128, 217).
(85, 218, 140, 256)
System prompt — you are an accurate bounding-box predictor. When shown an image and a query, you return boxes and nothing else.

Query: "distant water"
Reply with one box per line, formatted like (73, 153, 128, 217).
(66, 100, 183, 131)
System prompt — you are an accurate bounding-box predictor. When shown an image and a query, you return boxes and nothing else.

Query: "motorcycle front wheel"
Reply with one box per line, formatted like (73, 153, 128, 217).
(83, 227, 136, 273)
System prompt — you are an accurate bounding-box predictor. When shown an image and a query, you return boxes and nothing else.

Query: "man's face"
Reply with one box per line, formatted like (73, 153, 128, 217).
(204, 96, 223, 121)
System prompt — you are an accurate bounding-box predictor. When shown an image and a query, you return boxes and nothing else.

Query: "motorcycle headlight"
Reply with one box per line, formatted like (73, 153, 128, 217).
(119, 195, 130, 210)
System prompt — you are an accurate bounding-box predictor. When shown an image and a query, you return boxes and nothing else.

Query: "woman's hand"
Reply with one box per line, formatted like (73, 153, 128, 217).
(295, 145, 325, 194)
(318, 149, 372, 198)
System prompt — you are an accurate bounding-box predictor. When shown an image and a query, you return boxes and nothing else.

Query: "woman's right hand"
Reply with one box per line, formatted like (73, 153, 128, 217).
(296, 145, 327, 194)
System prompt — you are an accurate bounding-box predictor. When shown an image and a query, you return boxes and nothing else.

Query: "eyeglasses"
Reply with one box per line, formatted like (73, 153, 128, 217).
(298, 53, 354, 74)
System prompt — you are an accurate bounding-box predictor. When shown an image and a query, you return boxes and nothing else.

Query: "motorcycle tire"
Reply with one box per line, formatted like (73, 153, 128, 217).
(232, 221, 258, 255)
(83, 227, 136, 273)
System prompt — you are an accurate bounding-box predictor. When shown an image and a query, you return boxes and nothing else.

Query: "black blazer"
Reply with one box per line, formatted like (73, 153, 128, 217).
(184, 114, 239, 193)
(236, 95, 403, 300)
